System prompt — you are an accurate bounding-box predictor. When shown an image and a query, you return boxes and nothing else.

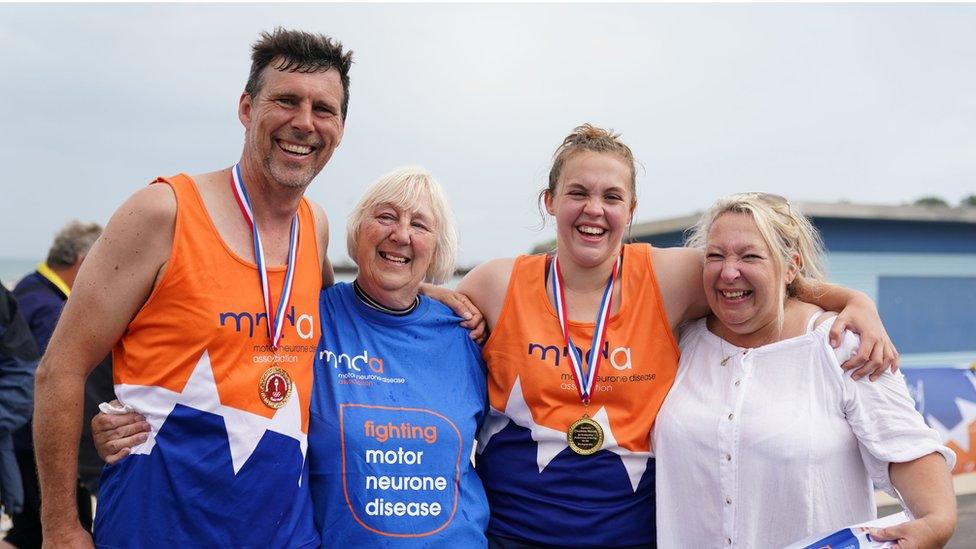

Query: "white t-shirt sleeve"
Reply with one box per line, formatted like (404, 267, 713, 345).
(828, 328, 956, 496)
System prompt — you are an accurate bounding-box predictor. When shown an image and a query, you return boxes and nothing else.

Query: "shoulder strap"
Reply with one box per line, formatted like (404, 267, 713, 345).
(806, 311, 836, 333)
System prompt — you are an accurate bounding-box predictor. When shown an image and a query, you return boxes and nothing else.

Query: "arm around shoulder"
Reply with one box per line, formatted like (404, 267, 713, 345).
(650, 246, 709, 331)
(799, 282, 898, 378)
(34, 183, 175, 545)
(456, 257, 516, 330)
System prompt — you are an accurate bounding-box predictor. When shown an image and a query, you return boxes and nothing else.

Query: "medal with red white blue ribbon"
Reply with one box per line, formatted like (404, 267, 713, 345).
(550, 253, 620, 455)
(230, 164, 299, 407)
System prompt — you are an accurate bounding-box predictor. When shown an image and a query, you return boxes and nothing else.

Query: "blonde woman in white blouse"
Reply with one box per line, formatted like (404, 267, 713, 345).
(653, 193, 957, 548)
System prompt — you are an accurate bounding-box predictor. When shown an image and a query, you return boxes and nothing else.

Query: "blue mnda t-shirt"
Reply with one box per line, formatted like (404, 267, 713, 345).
(308, 283, 489, 547)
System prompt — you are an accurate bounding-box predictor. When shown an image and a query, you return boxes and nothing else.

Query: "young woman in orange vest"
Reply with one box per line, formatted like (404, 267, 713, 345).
(457, 123, 898, 549)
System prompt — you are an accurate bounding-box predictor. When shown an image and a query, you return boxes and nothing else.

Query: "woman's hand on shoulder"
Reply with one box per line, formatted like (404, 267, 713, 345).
(831, 293, 899, 381)
(420, 283, 486, 343)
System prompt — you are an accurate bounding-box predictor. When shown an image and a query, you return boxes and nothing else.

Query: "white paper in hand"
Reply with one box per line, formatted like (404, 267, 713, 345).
(782, 512, 908, 549)
(98, 401, 134, 415)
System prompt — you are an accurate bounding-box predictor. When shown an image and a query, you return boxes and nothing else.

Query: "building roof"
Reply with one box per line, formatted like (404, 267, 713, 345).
(532, 201, 976, 253)
(632, 201, 976, 238)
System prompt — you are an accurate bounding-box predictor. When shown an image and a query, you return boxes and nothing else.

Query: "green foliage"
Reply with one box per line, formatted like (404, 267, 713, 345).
(961, 195, 976, 207)
(914, 196, 950, 207)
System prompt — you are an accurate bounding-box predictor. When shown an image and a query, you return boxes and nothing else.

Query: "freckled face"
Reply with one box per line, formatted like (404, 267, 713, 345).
(238, 66, 345, 189)
(703, 212, 795, 338)
(354, 202, 437, 303)
(545, 151, 635, 269)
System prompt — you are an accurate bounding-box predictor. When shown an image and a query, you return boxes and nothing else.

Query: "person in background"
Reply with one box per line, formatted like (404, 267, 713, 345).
(0, 286, 37, 536)
(3, 221, 113, 549)
(653, 193, 956, 548)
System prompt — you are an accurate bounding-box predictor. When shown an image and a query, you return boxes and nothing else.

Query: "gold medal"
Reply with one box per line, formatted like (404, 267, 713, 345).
(259, 367, 293, 409)
(567, 414, 604, 456)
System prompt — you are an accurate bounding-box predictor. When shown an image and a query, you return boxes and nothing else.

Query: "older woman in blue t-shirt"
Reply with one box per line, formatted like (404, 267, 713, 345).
(91, 167, 490, 547)
(306, 167, 488, 547)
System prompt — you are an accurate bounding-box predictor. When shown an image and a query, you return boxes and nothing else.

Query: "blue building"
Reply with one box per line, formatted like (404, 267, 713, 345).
(544, 202, 976, 366)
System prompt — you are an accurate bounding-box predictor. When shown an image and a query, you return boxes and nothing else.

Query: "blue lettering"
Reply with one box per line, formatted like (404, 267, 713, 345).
(528, 340, 610, 367)
(219, 311, 255, 337)
(218, 306, 304, 338)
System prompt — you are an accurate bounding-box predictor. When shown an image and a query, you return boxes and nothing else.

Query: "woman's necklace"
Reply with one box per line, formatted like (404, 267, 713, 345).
(717, 323, 782, 367)
(353, 279, 419, 316)
(719, 342, 741, 367)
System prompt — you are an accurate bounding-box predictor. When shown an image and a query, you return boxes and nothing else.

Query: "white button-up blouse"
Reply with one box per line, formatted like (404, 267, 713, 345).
(653, 316, 954, 549)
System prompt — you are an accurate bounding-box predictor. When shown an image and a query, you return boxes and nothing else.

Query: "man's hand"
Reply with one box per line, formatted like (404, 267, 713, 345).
(92, 401, 150, 464)
(420, 284, 486, 343)
(831, 295, 899, 381)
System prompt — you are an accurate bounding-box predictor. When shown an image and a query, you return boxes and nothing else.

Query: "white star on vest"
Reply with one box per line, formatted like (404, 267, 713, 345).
(114, 350, 307, 482)
(477, 376, 651, 491)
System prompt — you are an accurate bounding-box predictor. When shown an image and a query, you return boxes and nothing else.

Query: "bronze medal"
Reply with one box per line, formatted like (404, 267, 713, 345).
(259, 367, 293, 409)
(567, 414, 604, 456)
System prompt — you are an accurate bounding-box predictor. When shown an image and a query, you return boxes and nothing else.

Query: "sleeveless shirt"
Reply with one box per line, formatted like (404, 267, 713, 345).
(476, 243, 678, 547)
(94, 174, 321, 548)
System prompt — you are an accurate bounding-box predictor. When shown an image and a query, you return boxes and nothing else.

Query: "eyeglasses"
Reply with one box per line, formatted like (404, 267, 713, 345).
(741, 192, 792, 216)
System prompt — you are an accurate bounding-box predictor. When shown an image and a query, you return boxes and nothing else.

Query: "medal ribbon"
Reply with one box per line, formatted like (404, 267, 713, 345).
(230, 163, 299, 350)
(550, 254, 620, 405)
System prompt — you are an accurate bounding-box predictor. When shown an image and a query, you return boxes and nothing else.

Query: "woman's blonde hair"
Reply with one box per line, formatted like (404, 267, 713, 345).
(685, 193, 828, 321)
(347, 166, 458, 285)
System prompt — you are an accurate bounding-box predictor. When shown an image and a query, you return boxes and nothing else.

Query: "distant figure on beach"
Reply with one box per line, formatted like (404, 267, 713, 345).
(3, 220, 113, 549)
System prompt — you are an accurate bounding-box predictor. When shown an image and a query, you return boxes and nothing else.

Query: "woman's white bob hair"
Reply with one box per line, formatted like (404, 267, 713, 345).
(346, 166, 459, 285)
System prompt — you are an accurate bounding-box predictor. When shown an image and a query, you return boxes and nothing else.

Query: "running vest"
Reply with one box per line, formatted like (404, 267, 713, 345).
(94, 174, 321, 548)
(476, 243, 678, 547)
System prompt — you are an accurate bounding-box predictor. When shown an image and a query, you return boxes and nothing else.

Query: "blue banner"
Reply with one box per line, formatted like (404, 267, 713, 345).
(902, 366, 976, 474)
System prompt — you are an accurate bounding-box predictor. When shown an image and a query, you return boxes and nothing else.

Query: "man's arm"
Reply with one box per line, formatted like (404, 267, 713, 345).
(309, 201, 334, 288)
(34, 184, 175, 547)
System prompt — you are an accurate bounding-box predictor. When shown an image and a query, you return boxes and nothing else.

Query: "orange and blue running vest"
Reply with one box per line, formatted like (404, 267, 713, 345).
(476, 243, 678, 547)
(94, 174, 321, 548)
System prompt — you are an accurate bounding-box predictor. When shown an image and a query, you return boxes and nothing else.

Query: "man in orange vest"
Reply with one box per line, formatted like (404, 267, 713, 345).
(33, 28, 481, 548)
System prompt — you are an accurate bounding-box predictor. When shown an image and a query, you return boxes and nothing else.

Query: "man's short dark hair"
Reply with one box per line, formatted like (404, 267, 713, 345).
(244, 28, 354, 120)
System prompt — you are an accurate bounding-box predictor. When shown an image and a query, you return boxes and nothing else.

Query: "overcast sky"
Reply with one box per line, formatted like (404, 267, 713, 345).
(2, 3, 974, 266)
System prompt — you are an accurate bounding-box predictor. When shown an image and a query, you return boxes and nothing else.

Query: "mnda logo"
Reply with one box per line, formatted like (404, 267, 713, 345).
(319, 348, 386, 374)
(527, 340, 632, 370)
(218, 306, 315, 340)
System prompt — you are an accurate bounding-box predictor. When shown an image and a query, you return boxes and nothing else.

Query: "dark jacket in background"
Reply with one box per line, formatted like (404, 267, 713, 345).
(0, 285, 38, 514)
(12, 270, 115, 475)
